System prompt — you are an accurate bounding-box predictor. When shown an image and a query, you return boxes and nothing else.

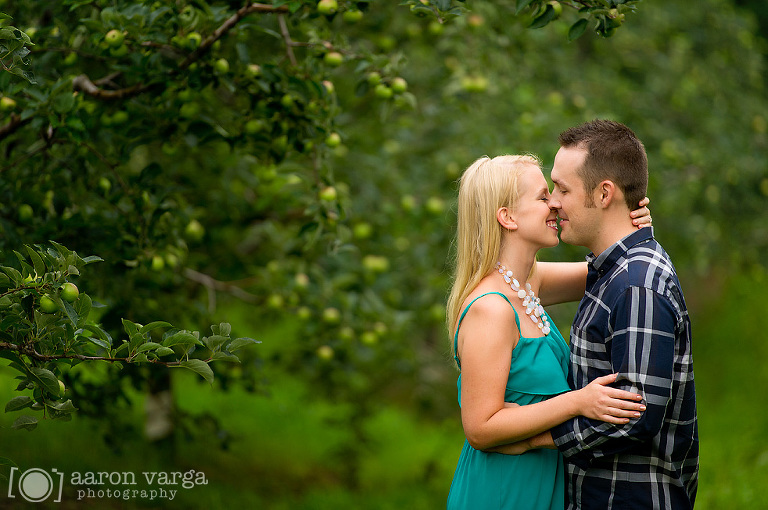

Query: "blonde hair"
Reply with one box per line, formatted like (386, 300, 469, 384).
(446, 154, 541, 351)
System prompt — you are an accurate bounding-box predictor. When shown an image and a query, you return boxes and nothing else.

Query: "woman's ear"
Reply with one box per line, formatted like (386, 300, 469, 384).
(496, 207, 517, 231)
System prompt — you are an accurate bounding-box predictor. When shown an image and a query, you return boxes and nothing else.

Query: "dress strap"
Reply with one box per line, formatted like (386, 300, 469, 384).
(453, 291, 521, 369)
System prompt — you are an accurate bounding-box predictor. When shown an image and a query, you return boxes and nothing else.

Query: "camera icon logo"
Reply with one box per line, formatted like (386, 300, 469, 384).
(7, 467, 64, 503)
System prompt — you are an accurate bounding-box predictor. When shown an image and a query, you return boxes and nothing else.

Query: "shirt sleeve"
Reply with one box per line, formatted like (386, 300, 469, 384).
(551, 286, 678, 468)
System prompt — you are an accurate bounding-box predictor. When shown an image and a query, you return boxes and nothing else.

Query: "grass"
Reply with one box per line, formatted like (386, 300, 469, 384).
(1, 271, 766, 508)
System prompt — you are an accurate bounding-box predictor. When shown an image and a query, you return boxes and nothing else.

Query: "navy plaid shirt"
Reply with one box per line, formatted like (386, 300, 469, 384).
(551, 228, 699, 509)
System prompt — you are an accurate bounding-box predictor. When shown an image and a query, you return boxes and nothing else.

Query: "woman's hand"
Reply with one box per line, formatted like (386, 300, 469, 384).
(575, 373, 646, 424)
(631, 196, 652, 228)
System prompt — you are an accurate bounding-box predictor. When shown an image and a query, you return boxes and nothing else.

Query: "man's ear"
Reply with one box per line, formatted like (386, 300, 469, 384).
(497, 207, 517, 231)
(595, 180, 618, 209)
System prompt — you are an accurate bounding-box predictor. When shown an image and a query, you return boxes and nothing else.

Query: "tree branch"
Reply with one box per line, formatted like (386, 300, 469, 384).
(183, 268, 259, 313)
(278, 14, 298, 67)
(72, 74, 151, 100)
(0, 113, 32, 143)
(0, 340, 201, 366)
(178, 2, 291, 71)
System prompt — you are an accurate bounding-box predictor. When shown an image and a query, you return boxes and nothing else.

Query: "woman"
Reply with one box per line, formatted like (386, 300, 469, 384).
(446, 155, 650, 510)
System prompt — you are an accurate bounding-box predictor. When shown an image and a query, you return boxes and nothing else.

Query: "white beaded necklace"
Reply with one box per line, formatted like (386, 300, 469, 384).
(495, 262, 551, 336)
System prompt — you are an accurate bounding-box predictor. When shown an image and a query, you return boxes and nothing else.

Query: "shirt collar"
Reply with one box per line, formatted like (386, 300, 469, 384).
(587, 227, 655, 271)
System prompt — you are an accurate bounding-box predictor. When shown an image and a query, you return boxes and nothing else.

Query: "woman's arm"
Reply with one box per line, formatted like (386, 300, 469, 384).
(458, 298, 645, 451)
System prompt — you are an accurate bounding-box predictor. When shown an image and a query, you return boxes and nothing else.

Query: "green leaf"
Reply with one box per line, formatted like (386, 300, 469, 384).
(515, 0, 536, 14)
(529, 4, 558, 29)
(139, 321, 172, 335)
(163, 331, 202, 347)
(227, 337, 260, 352)
(122, 318, 139, 338)
(203, 334, 229, 352)
(47, 399, 76, 412)
(211, 351, 240, 363)
(179, 359, 214, 384)
(11, 415, 37, 431)
(29, 367, 60, 396)
(4, 396, 33, 412)
(137, 342, 164, 353)
(62, 298, 79, 328)
(24, 245, 46, 277)
(568, 18, 589, 41)
(1, 266, 23, 286)
(218, 322, 232, 336)
(154, 347, 175, 357)
(80, 324, 112, 349)
(75, 293, 92, 328)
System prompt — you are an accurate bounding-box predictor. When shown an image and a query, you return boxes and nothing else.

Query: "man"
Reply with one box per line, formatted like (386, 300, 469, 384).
(529, 120, 699, 508)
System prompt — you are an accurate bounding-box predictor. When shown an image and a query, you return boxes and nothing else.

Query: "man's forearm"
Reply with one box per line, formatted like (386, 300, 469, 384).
(529, 430, 556, 450)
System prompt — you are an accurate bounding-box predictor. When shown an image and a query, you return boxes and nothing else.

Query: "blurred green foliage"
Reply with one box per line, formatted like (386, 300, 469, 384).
(0, 0, 766, 507)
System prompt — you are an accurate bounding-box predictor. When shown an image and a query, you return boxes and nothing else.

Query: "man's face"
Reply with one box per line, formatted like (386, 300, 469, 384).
(549, 146, 600, 249)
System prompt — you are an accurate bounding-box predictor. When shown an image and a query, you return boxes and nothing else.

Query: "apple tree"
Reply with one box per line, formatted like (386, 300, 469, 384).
(0, 0, 644, 453)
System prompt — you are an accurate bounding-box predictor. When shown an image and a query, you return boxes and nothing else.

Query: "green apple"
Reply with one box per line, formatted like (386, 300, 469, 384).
(319, 186, 337, 202)
(18, 203, 33, 222)
(111, 110, 129, 125)
(297, 306, 312, 320)
(316, 345, 334, 360)
(186, 32, 202, 49)
(343, 9, 363, 23)
(428, 21, 444, 35)
(400, 195, 417, 211)
(467, 14, 485, 27)
(151, 255, 165, 271)
(109, 44, 129, 57)
(185, 219, 205, 242)
(267, 294, 284, 309)
(325, 132, 341, 148)
(317, 0, 338, 15)
(244, 119, 265, 134)
(353, 222, 373, 239)
(99, 176, 112, 192)
(245, 64, 262, 78)
(425, 196, 446, 214)
(366, 72, 382, 86)
(61, 282, 79, 303)
(294, 273, 310, 288)
(0, 96, 17, 111)
(322, 80, 335, 94)
(339, 326, 355, 340)
(360, 331, 378, 345)
(549, 1, 563, 18)
(280, 94, 295, 108)
(58, 380, 66, 394)
(177, 88, 194, 102)
(374, 84, 393, 99)
(322, 307, 341, 324)
(362, 255, 390, 273)
(213, 58, 230, 74)
(323, 51, 343, 67)
(391, 77, 408, 94)
(39, 295, 58, 314)
(104, 29, 125, 48)
(179, 102, 200, 118)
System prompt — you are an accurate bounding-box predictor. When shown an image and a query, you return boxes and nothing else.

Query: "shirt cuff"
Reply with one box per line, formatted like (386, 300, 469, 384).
(550, 420, 574, 451)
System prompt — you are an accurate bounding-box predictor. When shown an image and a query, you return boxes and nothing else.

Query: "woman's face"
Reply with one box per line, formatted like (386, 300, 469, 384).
(512, 165, 559, 248)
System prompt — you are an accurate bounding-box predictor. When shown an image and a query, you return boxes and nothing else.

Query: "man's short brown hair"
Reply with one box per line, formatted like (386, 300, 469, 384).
(558, 119, 648, 209)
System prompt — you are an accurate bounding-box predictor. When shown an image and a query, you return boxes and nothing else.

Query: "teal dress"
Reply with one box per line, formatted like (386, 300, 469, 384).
(447, 292, 571, 510)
